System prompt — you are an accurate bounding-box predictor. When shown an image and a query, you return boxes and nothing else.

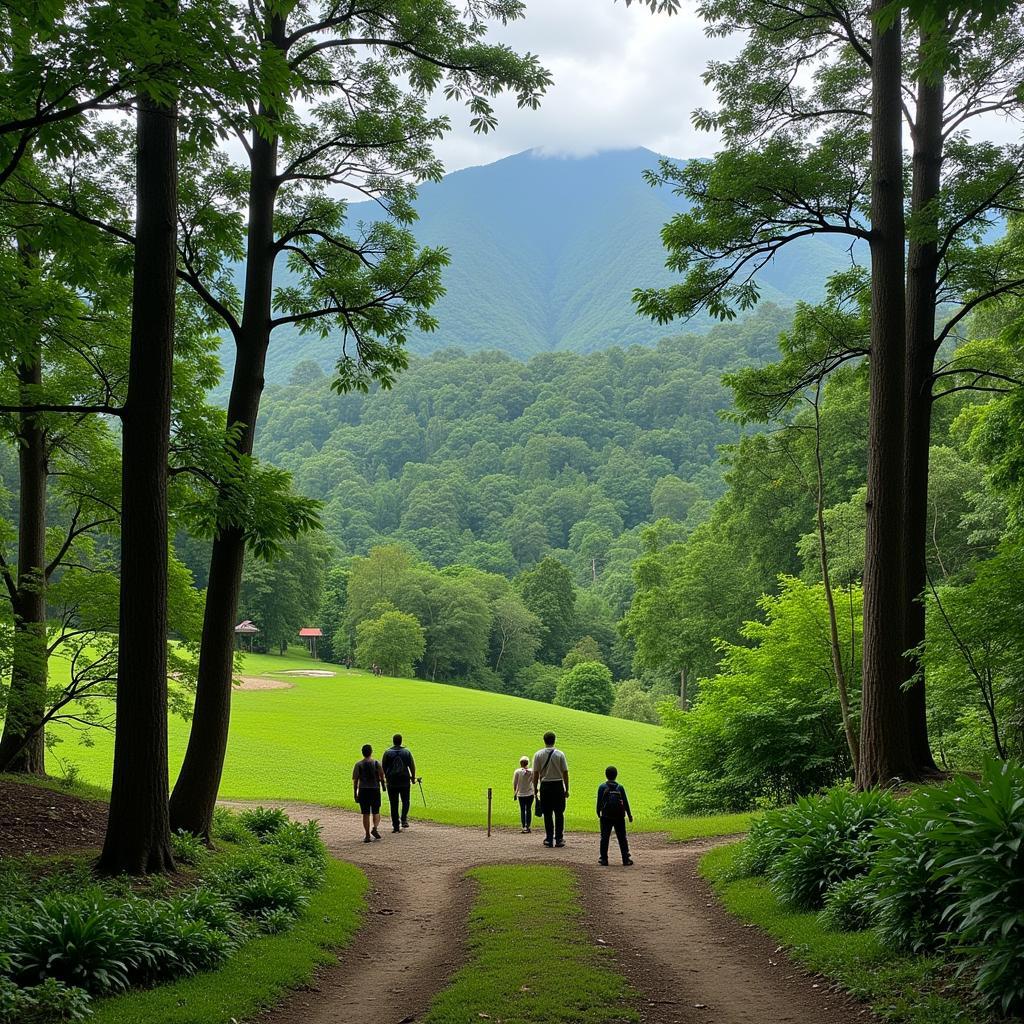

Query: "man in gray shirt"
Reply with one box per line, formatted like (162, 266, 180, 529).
(533, 731, 569, 848)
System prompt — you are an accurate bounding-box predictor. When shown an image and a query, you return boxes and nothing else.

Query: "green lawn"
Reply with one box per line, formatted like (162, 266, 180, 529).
(700, 844, 981, 1024)
(424, 865, 638, 1024)
(45, 648, 702, 833)
(88, 858, 368, 1024)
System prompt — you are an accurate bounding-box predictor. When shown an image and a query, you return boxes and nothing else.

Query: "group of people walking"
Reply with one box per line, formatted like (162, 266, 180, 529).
(353, 730, 634, 865)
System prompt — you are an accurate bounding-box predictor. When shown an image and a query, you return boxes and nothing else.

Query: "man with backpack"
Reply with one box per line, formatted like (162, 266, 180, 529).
(596, 765, 634, 866)
(381, 733, 416, 833)
(532, 731, 569, 848)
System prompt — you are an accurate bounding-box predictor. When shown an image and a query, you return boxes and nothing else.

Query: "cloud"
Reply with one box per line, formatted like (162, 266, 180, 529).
(431, 0, 1021, 173)
(431, 0, 743, 170)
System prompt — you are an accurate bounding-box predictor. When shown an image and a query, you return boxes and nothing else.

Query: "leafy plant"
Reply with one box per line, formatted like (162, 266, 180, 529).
(238, 806, 289, 838)
(170, 830, 209, 866)
(227, 870, 309, 919)
(927, 760, 1024, 1015)
(6, 896, 143, 995)
(255, 907, 295, 935)
(169, 889, 243, 938)
(819, 876, 876, 932)
(869, 806, 945, 954)
(211, 807, 251, 844)
(0, 977, 92, 1024)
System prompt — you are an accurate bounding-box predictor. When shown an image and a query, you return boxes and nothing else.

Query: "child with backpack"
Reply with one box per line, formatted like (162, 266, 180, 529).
(596, 766, 633, 866)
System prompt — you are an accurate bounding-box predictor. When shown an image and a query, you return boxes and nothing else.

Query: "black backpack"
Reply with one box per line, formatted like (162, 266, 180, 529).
(603, 783, 626, 820)
(385, 747, 409, 784)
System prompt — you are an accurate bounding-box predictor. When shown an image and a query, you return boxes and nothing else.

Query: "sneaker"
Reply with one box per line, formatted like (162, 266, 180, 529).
(392, 827, 401, 833)
(598, 858, 609, 866)
(555, 840, 566, 848)
(363, 835, 372, 844)
(371, 828, 381, 840)
(623, 858, 634, 866)
(543, 839, 553, 848)
(401, 821, 410, 829)
(525, 827, 531, 833)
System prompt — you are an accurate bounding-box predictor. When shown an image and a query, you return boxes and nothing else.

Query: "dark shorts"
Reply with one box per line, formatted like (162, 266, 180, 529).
(358, 789, 381, 814)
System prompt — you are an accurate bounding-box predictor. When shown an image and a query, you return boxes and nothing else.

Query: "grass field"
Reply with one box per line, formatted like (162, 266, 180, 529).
(44, 648, 706, 833)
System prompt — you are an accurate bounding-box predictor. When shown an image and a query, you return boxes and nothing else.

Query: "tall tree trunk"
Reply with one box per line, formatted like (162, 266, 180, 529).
(169, 15, 284, 837)
(902, 35, 943, 776)
(97, 85, 178, 874)
(858, 0, 918, 788)
(0, 346, 48, 776)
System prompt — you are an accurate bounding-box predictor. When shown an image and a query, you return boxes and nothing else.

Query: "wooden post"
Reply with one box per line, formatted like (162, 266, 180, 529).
(487, 787, 492, 837)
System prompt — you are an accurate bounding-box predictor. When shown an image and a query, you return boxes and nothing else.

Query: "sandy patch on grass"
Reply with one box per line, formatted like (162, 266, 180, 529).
(276, 669, 336, 677)
(236, 676, 294, 691)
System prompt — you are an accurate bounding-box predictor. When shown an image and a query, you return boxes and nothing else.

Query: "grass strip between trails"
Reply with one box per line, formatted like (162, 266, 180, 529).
(700, 844, 982, 1024)
(424, 864, 638, 1024)
(87, 859, 368, 1024)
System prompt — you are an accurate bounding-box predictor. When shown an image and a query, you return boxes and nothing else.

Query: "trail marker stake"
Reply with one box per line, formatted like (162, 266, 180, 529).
(487, 787, 492, 837)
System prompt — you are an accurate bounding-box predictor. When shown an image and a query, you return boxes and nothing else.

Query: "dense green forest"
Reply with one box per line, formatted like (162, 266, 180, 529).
(211, 306, 792, 588)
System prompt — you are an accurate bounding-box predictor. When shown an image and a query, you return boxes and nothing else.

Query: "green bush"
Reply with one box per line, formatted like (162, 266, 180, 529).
(170, 830, 208, 866)
(511, 662, 562, 704)
(121, 901, 234, 981)
(869, 806, 945, 954)
(655, 579, 860, 814)
(238, 807, 289, 838)
(211, 807, 252, 844)
(769, 788, 896, 909)
(819, 876, 876, 932)
(926, 760, 1024, 1016)
(168, 889, 243, 939)
(0, 977, 91, 1024)
(6, 896, 144, 995)
(610, 679, 661, 724)
(555, 660, 614, 715)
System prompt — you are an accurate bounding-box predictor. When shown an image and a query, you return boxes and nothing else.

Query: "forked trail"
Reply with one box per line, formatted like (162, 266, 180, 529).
(240, 803, 876, 1024)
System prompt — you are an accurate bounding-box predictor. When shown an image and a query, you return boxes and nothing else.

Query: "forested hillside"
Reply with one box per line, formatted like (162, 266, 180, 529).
(218, 149, 855, 386)
(233, 306, 793, 599)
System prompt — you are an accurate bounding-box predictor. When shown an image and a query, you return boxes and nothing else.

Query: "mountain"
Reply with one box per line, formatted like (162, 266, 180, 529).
(221, 147, 855, 385)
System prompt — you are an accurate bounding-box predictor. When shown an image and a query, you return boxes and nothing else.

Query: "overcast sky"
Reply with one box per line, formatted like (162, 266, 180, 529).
(431, 1, 742, 171)
(431, 0, 1022, 174)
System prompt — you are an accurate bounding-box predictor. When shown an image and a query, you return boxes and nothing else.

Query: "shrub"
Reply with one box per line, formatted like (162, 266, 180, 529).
(264, 820, 326, 866)
(926, 759, 1024, 1016)
(228, 870, 309, 919)
(120, 899, 234, 981)
(170, 830, 208, 866)
(511, 663, 561, 704)
(819, 876, 877, 932)
(212, 807, 251, 844)
(6, 895, 144, 995)
(555, 660, 614, 715)
(610, 679, 660, 724)
(768, 788, 896, 909)
(255, 907, 295, 935)
(869, 805, 945, 954)
(0, 977, 91, 1024)
(238, 806, 289, 838)
(169, 889, 243, 939)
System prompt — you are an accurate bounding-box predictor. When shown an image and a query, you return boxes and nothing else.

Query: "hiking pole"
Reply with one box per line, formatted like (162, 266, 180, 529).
(487, 787, 492, 838)
(417, 777, 426, 807)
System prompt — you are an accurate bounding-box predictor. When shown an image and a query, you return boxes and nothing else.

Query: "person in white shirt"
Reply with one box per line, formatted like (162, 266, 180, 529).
(513, 756, 535, 833)
(532, 731, 570, 848)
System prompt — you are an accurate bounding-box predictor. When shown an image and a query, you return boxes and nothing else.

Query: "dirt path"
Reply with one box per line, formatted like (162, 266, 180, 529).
(237, 802, 875, 1024)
